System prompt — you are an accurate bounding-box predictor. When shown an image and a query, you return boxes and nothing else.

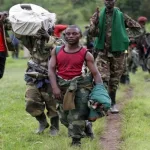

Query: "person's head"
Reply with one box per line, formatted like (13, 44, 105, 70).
(64, 25, 82, 45)
(0, 12, 7, 23)
(104, 0, 116, 9)
(138, 16, 148, 27)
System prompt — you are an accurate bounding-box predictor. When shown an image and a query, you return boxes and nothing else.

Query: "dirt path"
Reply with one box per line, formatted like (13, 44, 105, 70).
(100, 86, 133, 150)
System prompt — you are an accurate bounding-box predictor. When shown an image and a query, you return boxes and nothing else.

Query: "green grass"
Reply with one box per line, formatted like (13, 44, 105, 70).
(120, 70, 150, 150)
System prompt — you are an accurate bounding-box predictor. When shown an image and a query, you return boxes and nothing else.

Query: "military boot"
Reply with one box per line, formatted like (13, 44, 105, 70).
(35, 113, 49, 134)
(109, 91, 119, 114)
(50, 116, 59, 136)
(120, 75, 130, 84)
(71, 138, 81, 147)
(84, 120, 94, 139)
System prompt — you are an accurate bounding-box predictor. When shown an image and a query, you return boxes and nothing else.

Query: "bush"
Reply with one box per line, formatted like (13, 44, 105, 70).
(57, 13, 78, 24)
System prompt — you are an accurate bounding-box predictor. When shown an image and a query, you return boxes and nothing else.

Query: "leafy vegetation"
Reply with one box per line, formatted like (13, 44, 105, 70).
(1, 0, 149, 26)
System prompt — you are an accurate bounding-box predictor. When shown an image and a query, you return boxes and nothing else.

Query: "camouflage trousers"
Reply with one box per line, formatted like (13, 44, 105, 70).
(120, 53, 130, 84)
(122, 54, 129, 76)
(25, 83, 58, 118)
(95, 52, 125, 93)
(56, 75, 92, 139)
(127, 48, 139, 73)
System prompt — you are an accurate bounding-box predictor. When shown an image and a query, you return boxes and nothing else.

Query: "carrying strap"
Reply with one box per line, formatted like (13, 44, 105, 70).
(55, 46, 62, 55)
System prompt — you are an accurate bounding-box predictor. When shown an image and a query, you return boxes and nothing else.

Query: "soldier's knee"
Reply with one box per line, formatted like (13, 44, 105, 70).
(25, 101, 45, 117)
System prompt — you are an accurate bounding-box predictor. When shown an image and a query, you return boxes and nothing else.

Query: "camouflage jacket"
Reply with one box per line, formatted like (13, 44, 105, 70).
(16, 30, 56, 85)
(17, 34, 56, 72)
(89, 8, 142, 53)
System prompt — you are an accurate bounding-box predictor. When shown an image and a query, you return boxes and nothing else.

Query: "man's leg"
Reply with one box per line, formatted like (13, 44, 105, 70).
(109, 53, 125, 113)
(120, 53, 130, 84)
(25, 84, 49, 133)
(43, 89, 59, 136)
(67, 88, 91, 146)
(84, 120, 94, 139)
(95, 52, 110, 90)
(15, 45, 19, 59)
(0, 52, 6, 79)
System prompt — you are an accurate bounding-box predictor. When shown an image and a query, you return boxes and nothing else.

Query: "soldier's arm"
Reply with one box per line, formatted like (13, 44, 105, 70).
(124, 14, 142, 38)
(88, 9, 100, 37)
(85, 51, 103, 84)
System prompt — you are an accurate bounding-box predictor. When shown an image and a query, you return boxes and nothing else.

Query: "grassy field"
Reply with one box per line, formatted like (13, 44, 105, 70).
(0, 57, 150, 150)
(120, 71, 150, 150)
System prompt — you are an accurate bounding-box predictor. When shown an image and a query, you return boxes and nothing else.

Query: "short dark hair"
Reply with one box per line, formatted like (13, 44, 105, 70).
(65, 25, 82, 35)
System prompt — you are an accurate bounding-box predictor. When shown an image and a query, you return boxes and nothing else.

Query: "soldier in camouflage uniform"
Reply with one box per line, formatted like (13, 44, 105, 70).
(15, 28, 59, 136)
(127, 40, 139, 74)
(120, 50, 130, 84)
(89, 0, 141, 113)
(49, 25, 103, 146)
(120, 39, 139, 84)
(137, 16, 148, 71)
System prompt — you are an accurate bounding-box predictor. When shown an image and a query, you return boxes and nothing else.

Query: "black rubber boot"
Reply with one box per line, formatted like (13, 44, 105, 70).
(109, 91, 119, 114)
(120, 75, 126, 84)
(84, 120, 94, 139)
(50, 116, 59, 136)
(35, 113, 49, 134)
(71, 138, 81, 147)
(120, 75, 130, 85)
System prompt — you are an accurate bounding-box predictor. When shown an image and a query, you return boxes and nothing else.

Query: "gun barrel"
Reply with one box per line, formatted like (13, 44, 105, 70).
(25, 72, 48, 78)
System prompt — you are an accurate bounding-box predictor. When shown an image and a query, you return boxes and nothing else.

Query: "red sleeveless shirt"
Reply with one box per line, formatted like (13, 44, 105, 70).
(56, 45, 87, 80)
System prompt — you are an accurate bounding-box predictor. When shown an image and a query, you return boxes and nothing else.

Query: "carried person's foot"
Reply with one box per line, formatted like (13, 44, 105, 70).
(110, 105, 119, 114)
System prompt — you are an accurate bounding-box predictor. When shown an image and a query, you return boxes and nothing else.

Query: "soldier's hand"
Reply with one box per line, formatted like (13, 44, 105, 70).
(52, 87, 62, 100)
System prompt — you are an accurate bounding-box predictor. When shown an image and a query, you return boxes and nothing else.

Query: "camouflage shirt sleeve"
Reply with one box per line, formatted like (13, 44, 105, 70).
(88, 11, 100, 37)
(124, 14, 142, 38)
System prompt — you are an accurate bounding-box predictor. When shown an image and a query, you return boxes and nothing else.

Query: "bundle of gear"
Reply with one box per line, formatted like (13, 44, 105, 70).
(9, 4, 56, 36)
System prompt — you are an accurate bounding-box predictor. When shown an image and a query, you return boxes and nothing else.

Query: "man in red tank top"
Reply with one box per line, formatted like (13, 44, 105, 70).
(49, 25, 103, 146)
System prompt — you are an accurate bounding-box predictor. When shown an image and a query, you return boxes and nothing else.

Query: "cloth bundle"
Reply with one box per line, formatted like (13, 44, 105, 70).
(9, 4, 56, 36)
(88, 83, 111, 121)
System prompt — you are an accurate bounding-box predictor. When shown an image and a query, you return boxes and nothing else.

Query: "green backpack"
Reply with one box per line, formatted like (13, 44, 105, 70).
(55, 46, 62, 55)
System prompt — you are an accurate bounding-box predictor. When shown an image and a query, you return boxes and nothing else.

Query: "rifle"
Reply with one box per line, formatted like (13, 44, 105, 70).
(95, 7, 100, 25)
(27, 60, 48, 75)
(25, 71, 48, 78)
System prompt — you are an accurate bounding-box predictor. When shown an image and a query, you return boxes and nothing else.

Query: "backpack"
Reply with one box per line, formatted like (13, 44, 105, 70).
(55, 46, 62, 55)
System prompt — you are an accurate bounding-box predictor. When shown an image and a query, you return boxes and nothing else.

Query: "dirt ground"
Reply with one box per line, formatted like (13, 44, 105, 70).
(100, 86, 133, 150)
